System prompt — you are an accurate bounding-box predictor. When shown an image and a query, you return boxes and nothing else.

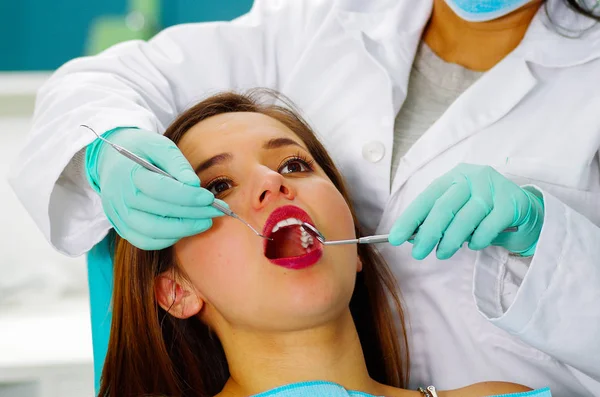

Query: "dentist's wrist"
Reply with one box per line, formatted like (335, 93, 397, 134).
(510, 188, 545, 257)
(84, 127, 139, 193)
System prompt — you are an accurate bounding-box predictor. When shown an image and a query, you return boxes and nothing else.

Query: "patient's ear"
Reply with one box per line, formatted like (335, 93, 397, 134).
(155, 272, 203, 319)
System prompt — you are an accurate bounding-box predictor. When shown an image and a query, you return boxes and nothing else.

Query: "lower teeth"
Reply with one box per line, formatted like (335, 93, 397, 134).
(301, 239, 313, 249)
(300, 228, 314, 249)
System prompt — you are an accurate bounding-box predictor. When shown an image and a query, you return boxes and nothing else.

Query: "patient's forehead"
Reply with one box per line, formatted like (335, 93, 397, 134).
(181, 112, 299, 147)
(177, 112, 310, 168)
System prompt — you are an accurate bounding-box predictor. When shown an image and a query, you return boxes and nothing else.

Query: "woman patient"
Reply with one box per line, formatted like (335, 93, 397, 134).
(99, 90, 550, 397)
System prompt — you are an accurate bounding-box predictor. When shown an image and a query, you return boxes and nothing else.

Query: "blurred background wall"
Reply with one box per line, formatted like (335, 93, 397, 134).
(0, 2, 253, 396)
(0, 0, 254, 71)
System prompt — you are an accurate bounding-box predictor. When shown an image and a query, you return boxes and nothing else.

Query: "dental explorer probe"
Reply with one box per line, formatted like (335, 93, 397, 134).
(300, 221, 518, 246)
(81, 125, 272, 240)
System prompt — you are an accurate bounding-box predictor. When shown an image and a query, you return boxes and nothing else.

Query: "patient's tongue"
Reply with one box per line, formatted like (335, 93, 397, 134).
(266, 226, 307, 259)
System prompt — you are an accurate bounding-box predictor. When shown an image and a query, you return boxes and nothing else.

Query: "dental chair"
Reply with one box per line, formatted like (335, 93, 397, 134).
(86, 232, 115, 394)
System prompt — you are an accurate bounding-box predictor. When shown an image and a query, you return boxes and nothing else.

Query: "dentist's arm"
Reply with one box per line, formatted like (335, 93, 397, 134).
(8, 0, 333, 256)
(389, 162, 600, 385)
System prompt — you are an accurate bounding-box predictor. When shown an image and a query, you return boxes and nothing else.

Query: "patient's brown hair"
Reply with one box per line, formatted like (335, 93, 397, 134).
(99, 89, 409, 396)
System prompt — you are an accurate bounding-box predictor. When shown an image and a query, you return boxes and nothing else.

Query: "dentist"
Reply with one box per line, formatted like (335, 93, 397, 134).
(9, 0, 600, 395)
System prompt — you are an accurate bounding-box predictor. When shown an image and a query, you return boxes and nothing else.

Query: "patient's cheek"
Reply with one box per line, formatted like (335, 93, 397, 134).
(173, 235, 218, 273)
(173, 234, 242, 287)
(315, 182, 355, 237)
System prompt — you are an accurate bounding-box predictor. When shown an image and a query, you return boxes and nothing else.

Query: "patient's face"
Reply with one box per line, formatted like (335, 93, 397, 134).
(173, 112, 358, 332)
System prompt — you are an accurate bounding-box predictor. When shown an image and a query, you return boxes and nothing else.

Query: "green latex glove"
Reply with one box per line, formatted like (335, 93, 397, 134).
(388, 164, 544, 260)
(86, 128, 225, 250)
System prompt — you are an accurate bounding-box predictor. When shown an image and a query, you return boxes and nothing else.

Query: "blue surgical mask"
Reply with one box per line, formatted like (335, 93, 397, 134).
(444, 0, 534, 22)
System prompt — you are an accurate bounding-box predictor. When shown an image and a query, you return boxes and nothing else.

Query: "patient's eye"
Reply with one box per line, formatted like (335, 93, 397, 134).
(206, 177, 233, 195)
(278, 155, 314, 175)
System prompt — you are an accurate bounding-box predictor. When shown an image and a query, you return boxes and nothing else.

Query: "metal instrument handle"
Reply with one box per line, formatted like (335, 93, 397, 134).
(323, 226, 518, 246)
(358, 234, 390, 244)
(210, 200, 236, 218)
(115, 145, 176, 180)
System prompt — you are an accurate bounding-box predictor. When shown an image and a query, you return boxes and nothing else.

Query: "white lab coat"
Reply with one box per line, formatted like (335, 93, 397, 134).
(8, 0, 600, 395)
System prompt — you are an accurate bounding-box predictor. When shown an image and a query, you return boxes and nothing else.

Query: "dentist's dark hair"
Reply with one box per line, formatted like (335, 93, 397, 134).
(99, 89, 410, 397)
(561, 0, 600, 21)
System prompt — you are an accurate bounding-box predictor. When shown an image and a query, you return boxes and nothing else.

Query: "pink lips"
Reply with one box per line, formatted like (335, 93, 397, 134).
(263, 205, 323, 270)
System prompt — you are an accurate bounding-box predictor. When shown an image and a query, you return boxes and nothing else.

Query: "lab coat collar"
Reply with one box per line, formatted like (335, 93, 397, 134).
(390, 55, 538, 193)
(334, 0, 600, 197)
(515, 1, 600, 68)
(336, 0, 433, 36)
(335, 0, 600, 70)
(334, 0, 434, 115)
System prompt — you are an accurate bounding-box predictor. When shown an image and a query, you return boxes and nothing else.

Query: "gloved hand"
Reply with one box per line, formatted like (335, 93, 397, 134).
(86, 127, 225, 250)
(388, 163, 544, 260)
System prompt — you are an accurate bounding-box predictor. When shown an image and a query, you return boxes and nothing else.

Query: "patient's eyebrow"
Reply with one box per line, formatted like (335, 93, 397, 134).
(263, 137, 303, 150)
(195, 137, 304, 173)
(195, 153, 232, 173)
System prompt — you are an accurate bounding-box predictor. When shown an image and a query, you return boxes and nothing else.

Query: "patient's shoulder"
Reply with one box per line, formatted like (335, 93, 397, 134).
(443, 381, 531, 397)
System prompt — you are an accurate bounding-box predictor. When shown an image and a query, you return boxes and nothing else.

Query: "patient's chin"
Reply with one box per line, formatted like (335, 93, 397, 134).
(194, 253, 357, 334)
(264, 279, 355, 332)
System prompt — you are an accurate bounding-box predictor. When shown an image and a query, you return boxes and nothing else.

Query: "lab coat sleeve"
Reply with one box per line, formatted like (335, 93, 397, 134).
(473, 188, 600, 382)
(7, 0, 335, 257)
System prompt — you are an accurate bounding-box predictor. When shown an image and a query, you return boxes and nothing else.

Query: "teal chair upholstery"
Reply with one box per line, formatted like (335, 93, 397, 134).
(86, 232, 115, 394)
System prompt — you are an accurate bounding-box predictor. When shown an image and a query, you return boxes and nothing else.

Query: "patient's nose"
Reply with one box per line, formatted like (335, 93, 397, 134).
(253, 169, 295, 210)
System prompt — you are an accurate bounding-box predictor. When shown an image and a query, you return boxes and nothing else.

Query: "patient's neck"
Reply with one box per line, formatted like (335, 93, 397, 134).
(216, 310, 384, 396)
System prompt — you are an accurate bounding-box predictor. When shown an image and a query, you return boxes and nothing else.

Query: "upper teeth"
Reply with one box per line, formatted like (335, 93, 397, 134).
(271, 217, 304, 234)
(270, 217, 314, 249)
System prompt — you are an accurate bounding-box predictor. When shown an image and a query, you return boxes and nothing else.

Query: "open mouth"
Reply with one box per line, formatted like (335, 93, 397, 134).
(263, 205, 323, 270)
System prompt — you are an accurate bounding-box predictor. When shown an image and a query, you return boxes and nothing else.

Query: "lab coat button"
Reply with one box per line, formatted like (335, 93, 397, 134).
(362, 141, 385, 163)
